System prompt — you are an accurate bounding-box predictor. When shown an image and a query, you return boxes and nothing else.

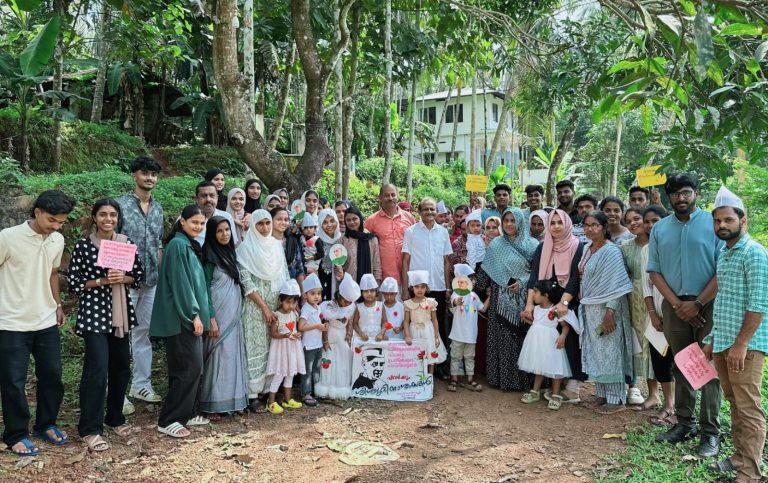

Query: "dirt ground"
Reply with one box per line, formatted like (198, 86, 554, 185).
(0, 378, 649, 483)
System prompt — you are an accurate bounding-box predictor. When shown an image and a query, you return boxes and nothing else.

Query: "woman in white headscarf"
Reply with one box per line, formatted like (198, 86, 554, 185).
(226, 188, 248, 243)
(236, 210, 289, 409)
(316, 208, 343, 300)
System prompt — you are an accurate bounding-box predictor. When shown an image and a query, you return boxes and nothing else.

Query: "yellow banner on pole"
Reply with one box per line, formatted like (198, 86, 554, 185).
(636, 166, 667, 188)
(465, 175, 489, 192)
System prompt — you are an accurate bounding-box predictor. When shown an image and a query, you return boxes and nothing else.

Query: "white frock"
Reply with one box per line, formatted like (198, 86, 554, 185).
(517, 306, 575, 379)
(315, 301, 357, 400)
(352, 301, 383, 344)
(404, 298, 447, 364)
(383, 301, 405, 341)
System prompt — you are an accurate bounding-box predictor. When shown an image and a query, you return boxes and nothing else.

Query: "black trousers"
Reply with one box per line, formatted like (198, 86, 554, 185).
(427, 290, 450, 374)
(78, 332, 131, 437)
(158, 327, 203, 427)
(0, 325, 64, 447)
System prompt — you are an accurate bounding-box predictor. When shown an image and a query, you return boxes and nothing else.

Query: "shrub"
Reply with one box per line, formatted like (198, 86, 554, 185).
(154, 145, 248, 177)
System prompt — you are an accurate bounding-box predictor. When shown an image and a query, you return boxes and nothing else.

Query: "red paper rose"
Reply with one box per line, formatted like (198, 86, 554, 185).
(319, 313, 324, 320)
(393, 311, 398, 317)
(286, 321, 296, 331)
(354, 346, 362, 353)
(417, 351, 426, 360)
(376, 306, 380, 312)
(547, 310, 555, 321)
(384, 322, 393, 330)
(431, 351, 439, 359)
(424, 304, 430, 310)
(306, 239, 314, 247)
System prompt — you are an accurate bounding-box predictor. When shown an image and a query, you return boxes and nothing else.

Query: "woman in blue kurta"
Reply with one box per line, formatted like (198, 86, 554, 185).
(150, 205, 212, 438)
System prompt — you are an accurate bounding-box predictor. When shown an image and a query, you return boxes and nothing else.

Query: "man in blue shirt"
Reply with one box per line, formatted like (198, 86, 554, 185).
(481, 184, 511, 224)
(647, 173, 723, 457)
(703, 187, 768, 481)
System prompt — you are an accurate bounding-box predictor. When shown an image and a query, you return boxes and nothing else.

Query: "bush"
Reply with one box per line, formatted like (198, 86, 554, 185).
(316, 169, 380, 217)
(0, 155, 23, 187)
(155, 145, 248, 177)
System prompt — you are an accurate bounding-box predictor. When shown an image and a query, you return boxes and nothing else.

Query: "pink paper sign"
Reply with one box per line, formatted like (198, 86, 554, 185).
(674, 342, 718, 390)
(96, 240, 137, 272)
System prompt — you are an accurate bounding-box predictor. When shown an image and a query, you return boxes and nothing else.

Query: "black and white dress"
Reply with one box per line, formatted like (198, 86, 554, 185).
(69, 238, 143, 335)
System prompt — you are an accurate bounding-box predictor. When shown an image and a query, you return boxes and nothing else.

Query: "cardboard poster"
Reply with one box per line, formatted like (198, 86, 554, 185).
(636, 165, 667, 188)
(95, 240, 137, 272)
(464, 175, 489, 193)
(351, 341, 433, 401)
(674, 342, 718, 390)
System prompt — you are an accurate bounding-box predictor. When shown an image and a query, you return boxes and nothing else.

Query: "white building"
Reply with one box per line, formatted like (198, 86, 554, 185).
(408, 88, 519, 170)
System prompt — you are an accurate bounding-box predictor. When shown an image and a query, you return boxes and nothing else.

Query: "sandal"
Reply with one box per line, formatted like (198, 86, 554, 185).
(521, 390, 541, 404)
(302, 396, 319, 407)
(157, 422, 190, 438)
(597, 403, 626, 415)
(447, 381, 458, 392)
(707, 457, 739, 473)
(186, 415, 210, 426)
(107, 423, 133, 438)
(649, 408, 676, 426)
(33, 425, 69, 446)
(10, 437, 38, 457)
(462, 381, 483, 392)
(547, 394, 564, 410)
(83, 434, 110, 452)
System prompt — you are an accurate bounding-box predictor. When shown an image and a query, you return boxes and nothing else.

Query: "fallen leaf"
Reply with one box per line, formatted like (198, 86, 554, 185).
(64, 449, 87, 465)
(682, 454, 699, 462)
(601, 433, 627, 440)
(15, 457, 36, 470)
(340, 407, 353, 415)
(234, 454, 254, 467)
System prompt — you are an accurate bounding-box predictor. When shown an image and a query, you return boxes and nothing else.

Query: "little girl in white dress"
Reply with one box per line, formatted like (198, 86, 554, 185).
(404, 270, 447, 373)
(352, 274, 384, 344)
(379, 277, 404, 341)
(315, 273, 361, 400)
(266, 280, 306, 414)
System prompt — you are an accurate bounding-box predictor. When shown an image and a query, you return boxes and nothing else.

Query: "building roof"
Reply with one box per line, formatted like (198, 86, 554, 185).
(414, 88, 505, 103)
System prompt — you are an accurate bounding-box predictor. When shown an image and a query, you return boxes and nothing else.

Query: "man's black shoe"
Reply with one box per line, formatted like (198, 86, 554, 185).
(697, 434, 720, 458)
(655, 424, 697, 443)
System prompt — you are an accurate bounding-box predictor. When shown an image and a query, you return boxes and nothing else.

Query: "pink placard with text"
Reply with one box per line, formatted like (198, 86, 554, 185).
(674, 342, 718, 390)
(96, 240, 137, 272)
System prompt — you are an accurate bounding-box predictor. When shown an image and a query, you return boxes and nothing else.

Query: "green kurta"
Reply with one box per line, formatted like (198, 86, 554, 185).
(150, 232, 212, 338)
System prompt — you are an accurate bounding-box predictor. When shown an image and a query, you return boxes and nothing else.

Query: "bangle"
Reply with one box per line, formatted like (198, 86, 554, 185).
(96, 278, 102, 286)
(648, 309, 656, 313)
(56, 304, 62, 309)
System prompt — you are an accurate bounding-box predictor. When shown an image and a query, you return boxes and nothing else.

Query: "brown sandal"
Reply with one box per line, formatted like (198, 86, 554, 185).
(83, 434, 110, 452)
(108, 423, 133, 438)
(447, 381, 458, 392)
(462, 381, 483, 392)
(649, 408, 677, 426)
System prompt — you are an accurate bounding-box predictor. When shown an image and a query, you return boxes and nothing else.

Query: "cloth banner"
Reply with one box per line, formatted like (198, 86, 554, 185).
(350, 341, 433, 401)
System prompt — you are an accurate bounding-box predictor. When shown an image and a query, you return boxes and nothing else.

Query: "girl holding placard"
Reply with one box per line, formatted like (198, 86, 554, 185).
(69, 199, 144, 451)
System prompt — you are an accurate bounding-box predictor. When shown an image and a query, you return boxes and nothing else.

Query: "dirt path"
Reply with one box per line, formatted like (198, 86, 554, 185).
(0, 379, 646, 482)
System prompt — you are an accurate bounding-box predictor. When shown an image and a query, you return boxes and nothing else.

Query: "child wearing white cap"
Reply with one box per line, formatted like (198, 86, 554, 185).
(379, 277, 404, 341)
(315, 273, 360, 400)
(300, 213, 324, 274)
(404, 270, 448, 372)
(352, 274, 385, 345)
(447, 264, 489, 393)
(465, 209, 486, 268)
(298, 273, 327, 407)
(266, 279, 306, 414)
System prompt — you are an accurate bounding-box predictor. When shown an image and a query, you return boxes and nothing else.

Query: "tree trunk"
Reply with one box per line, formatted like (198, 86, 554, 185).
(434, 84, 452, 161)
(611, 113, 623, 196)
(18, 92, 29, 171)
(266, 43, 295, 151)
(90, 3, 110, 123)
(52, 0, 67, 172)
(406, 76, 416, 201)
(243, 0, 256, 124)
(450, 79, 461, 161)
(486, 73, 515, 175)
(341, 4, 360, 199)
(545, 110, 579, 205)
(469, 70, 477, 174)
(381, 0, 393, 184)
(366, 100, 375, 158)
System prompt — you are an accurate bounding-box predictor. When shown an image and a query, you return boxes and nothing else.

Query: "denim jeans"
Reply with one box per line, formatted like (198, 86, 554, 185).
(301, 348, 322, 397)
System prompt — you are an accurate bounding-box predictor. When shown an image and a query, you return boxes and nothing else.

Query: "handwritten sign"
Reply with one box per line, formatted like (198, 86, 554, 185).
(674, 342, 718, 390)
(95, 240, 137, 272)
(351, 341, 433, 401)
(636, 165, 667, 188)
(465, 175, 489, 193)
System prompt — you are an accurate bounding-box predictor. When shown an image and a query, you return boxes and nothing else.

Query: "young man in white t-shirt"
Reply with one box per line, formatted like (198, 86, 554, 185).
(0, 190, 75, 456)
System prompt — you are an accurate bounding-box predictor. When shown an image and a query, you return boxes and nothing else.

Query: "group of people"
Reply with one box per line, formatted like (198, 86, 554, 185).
(0, 158, 765, 483)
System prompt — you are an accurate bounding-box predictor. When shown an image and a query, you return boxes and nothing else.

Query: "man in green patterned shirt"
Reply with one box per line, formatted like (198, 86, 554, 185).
(704, 186, 768, 482)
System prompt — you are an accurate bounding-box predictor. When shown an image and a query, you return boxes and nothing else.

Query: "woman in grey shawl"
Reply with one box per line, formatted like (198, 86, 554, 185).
(578, 211, 634, 412)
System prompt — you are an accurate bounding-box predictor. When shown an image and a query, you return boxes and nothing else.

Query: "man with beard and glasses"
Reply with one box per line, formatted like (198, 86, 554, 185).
(702, 186, 768, 483)
(555, 180, 581, 225)
(647, 173, 724, 457)
(193, 181, 238, 246)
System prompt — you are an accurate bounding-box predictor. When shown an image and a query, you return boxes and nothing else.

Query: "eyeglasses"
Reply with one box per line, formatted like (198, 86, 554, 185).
(669, 189, 695, 199)
(583, 223, 603, 230)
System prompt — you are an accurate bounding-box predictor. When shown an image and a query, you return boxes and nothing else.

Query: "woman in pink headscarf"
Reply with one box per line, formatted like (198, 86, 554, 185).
(521, 209, 586, 403)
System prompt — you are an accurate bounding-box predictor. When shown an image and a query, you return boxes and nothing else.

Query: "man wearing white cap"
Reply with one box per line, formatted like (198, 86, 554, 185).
(402, 198, 453, 378)
(703, 186, 768, 481)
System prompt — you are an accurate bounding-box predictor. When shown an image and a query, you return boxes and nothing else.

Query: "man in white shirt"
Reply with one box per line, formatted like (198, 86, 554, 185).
(402, 197, 453, 378)
(194, 181, 238, 246)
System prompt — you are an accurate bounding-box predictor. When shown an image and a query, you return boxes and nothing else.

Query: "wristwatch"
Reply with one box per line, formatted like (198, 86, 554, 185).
(562, 300, 569, 307)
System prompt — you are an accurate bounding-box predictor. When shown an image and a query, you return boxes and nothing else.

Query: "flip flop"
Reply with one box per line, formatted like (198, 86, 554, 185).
(33, 425, 69, 446)
(707, 457, 739, 473)
(186, 415, 210, 426)
(83, 434, 110, 452)
(108, 423, 133, 438)
(461, 381, 483, 392)
(10, 437, 38, 457)
(302, 396, 319, 407)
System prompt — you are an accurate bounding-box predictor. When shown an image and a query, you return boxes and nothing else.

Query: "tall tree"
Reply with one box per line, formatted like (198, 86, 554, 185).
(381, 0, 393, 184)
(90, 2, 110, 123)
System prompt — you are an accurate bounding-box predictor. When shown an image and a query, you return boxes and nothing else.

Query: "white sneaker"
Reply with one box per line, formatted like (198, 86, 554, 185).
(129, 387, 162, 403)
(627, 387, 645, 405)
(122, 397, 135, 416)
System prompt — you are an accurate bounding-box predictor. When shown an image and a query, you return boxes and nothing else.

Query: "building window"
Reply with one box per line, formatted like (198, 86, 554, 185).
(492, 103, 499, 122)
(445, 103, 463, 123)
(422, 152, 435, 165)
(420, 106, 436, 124)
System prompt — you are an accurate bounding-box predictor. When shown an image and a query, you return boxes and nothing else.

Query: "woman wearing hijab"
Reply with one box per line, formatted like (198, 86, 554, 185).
(341, 206, 382, 285)
(226, 188, 248, 243)
(237, 210, 290, 408)
(271, 206, 305, 283)
(150, 205, 211, 438)
(204, 168, 228, 211)
(529, 209, 548, 242)
(265, 194, 282, 211)
(272, 188, 290, 208)
(243, 178, 263, 214)
(523, 209, 586, 403)
(474, 208, 538, 391)
(200, 217, 248, 418)
(317, 208, 344, 300)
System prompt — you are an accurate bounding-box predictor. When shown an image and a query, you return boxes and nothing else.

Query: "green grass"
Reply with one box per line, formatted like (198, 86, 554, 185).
(597, 362, 768, 482)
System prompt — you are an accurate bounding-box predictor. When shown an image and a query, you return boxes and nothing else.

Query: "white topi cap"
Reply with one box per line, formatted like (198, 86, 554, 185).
(338, 273, 361, 302)
(302, 273, 322, 294)
(465, 209, 482, 224)
(379, 277, 399, 293)
(454, 263, 475, 278)
(407, 270, 430, 287)
(436, 201, 448, 214)
(714, 185, 745, 211)
(359, 273, 378, 291)
(302, 213, 318, 228)
(279, 279, 301, 296)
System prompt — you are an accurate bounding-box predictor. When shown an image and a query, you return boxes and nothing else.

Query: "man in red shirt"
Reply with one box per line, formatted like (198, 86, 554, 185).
(365, 184, 416, 287)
